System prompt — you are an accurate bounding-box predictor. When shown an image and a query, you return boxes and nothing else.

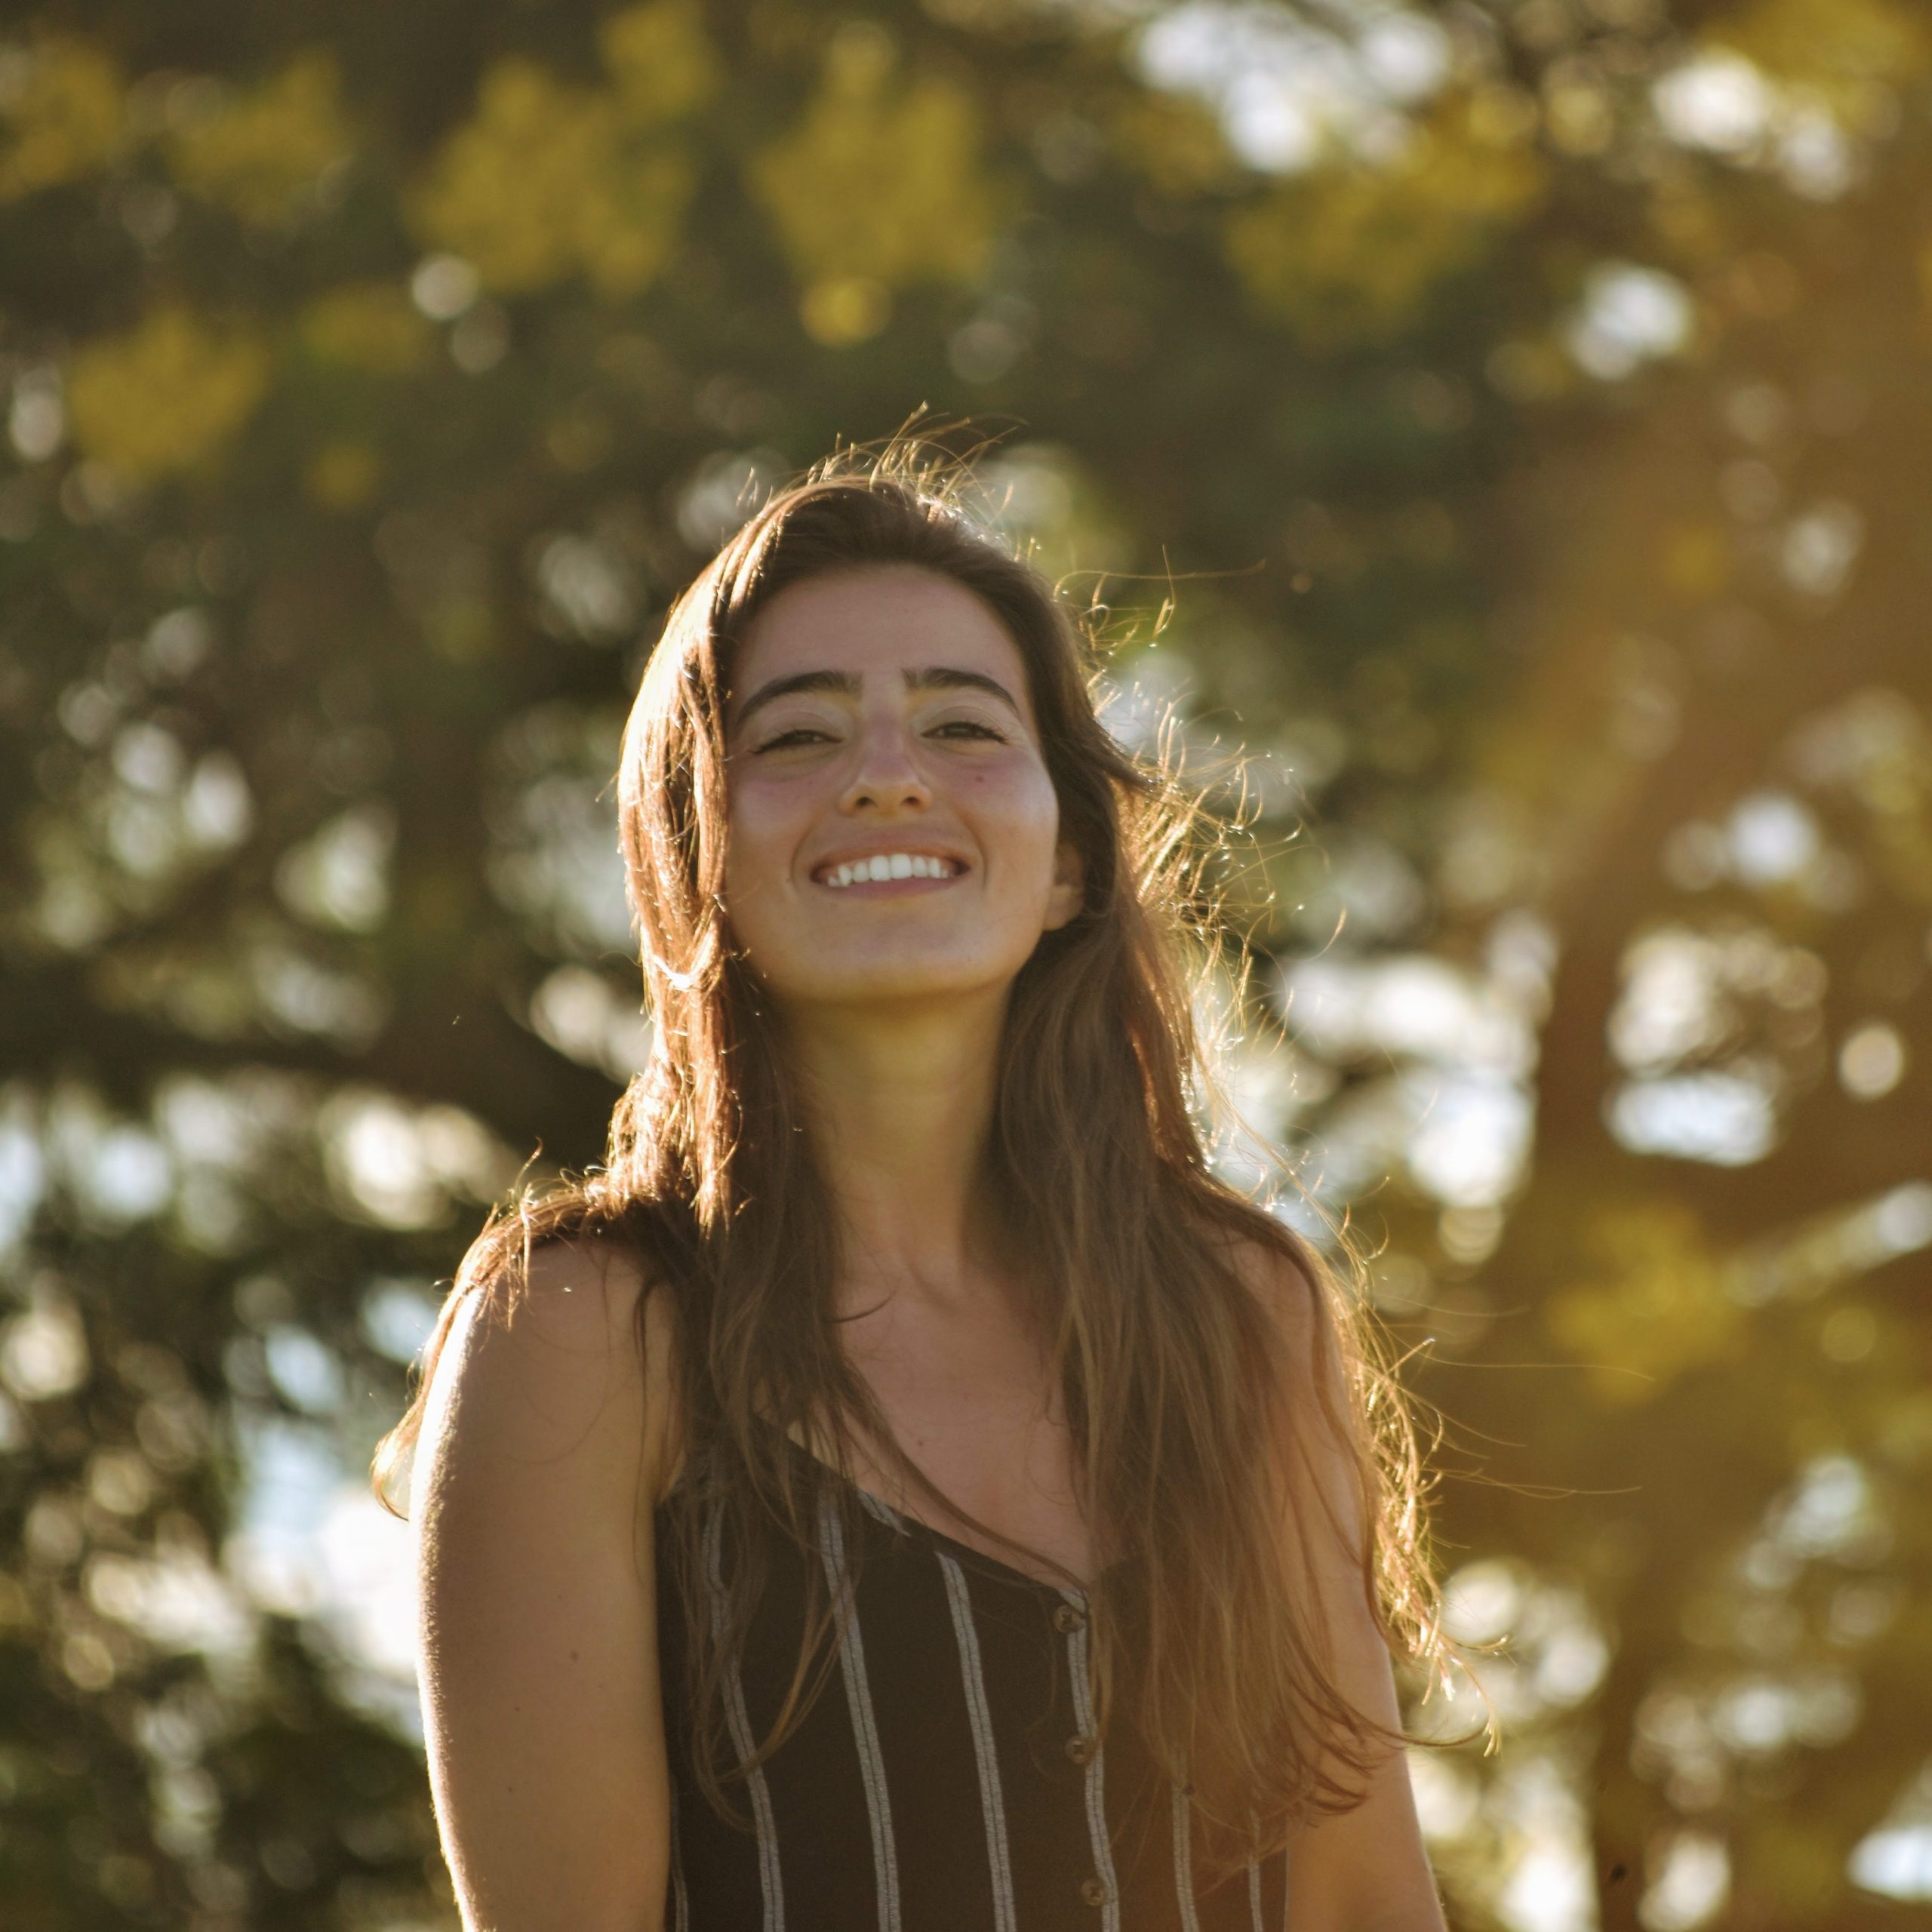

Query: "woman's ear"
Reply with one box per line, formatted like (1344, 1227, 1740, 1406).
(1042, 837, 1086, 931)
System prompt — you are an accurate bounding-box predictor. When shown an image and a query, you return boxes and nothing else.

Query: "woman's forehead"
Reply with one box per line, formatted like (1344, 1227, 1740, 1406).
(732, 565, 1028, 691)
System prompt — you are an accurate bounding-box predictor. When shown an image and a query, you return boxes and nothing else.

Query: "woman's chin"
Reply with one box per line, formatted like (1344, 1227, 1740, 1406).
(764, 948, 1027, 1011)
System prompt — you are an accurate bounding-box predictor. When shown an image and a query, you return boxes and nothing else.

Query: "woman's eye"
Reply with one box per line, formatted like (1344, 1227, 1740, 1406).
(932, 721, 1005, 741)
(754, 727, 832, 752)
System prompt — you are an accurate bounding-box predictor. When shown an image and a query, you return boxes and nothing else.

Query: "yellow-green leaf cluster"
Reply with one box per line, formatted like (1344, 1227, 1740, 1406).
(1224, 93, 1543, 346)
(599, 0, 721, 127)
(66, 306, 271, 481)
(165, 51, 355, 223)
(408, 2, 719, 300)
(1712, 0, 1930, 114)
(746, 29, 996, 344)
(1543, 1200, 1748, 1407)
(300, 282, 433, 375)
(1109, 93, 1239, 201)
(0, 35, 125, 202)
(304, 439, 385, 512)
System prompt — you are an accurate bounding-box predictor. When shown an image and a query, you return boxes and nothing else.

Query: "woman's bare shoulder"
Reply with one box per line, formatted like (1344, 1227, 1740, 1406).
(510, 1226, 659, 1337)
(1193, 1210, 1324, 1348)
(432, 1225, 687, 1508)
(412, 1224, 680, 1930)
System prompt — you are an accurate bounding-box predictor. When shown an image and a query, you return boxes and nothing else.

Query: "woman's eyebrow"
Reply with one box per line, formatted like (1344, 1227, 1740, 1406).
(731, 665, 1022, 731)
(731, 668, 859, 731)
(905, 666, 1022, 716)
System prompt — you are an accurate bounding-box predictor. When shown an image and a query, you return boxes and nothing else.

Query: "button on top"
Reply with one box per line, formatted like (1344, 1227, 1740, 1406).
(1065, 1734, 1097, 1766)
(1080, 1877, 1109, 1907)
(1053, 1602, 1087, 1632)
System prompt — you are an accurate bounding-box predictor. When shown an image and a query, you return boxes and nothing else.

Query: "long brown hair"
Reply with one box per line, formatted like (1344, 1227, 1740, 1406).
(374, 435, 1469, 1886)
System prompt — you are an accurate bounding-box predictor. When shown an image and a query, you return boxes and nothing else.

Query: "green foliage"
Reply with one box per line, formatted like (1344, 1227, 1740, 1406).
(407, 57, 703, 298)
(164, 51, 356, 226)
(0, 35, 126, 201)
(1543, 1199, 1746, 1406)
(746, 23, 1000, 343)
(66, 309, 272, 481)
(1224, 91, 1544, 344)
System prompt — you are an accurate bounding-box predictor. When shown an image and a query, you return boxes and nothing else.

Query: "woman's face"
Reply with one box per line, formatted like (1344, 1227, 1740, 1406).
(721, 564, 1083, 1013)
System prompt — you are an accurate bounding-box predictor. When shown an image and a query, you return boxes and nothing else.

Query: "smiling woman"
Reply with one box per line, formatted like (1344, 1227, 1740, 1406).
(721, 565, 1083, 1013)
(372, 440, 1466, 1932)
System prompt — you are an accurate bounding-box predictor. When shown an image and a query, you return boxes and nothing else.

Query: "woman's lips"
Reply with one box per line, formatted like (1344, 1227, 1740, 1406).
(811, 870, 964, 896)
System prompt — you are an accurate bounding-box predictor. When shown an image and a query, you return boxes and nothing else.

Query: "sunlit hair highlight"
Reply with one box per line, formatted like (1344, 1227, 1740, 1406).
(373, 435, 1478, 1888)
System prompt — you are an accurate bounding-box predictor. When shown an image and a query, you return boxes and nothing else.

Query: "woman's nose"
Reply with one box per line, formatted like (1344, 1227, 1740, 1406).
(840, 715, 931, 813)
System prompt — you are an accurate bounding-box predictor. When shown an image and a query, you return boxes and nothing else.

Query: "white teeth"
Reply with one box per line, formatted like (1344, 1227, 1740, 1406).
(821, 854, 959, 887)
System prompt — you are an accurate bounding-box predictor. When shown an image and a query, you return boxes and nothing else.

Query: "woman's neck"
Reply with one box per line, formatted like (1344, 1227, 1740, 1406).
(783, 983, 1011, 1314)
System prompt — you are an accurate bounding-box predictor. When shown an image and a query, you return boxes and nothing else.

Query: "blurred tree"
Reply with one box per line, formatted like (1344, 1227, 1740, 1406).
(2, 1, 1930, 1927)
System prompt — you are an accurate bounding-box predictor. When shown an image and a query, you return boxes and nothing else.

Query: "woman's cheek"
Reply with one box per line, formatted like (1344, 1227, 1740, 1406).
(721, 826, 791, 924)
(974, 764, 1060, 852)
(725, 782, 804, 875)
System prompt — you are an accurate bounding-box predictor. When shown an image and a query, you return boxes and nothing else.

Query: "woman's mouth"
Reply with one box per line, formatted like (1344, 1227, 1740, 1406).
(811, 851, 968, 891)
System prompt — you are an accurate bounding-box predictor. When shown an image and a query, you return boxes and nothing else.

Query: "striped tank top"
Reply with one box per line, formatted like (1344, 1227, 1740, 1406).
(654, 1423, 1294, 1930)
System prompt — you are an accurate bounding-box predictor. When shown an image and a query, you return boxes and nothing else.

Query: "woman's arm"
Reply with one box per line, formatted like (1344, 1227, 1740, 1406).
(412, 1233, 675, 1932)
(1229, 1234, 1450, 1932)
